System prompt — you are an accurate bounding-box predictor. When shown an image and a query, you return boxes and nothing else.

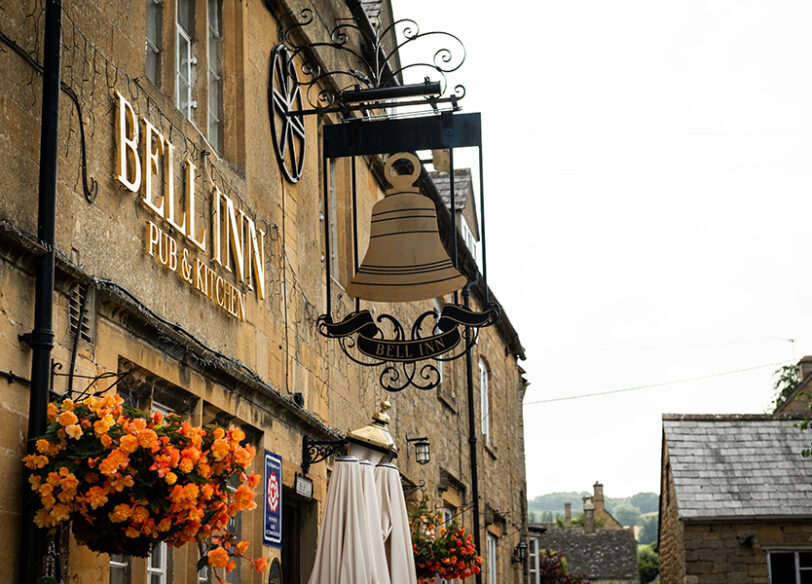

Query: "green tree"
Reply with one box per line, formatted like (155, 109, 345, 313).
(638, 543, 659, 584)
(637, 513, 658, 545)
(541, 510, 553, 522)
(612, 502, 641, 526)
(773, 364, 800, 409)
(629, 492, 659, 514)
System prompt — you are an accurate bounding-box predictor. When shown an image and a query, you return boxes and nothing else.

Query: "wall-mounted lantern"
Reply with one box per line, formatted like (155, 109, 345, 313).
(405, 434, 431, 465)
(512, 541, 528, 564)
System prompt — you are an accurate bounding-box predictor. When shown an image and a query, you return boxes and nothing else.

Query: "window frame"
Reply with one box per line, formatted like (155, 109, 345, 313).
(145, 0, 162, 84)
(109, 553, 130, 584)
(528, 537, 540, 584)
(175, 0, 195, 119)
(479, 357, 490, 443)
(486, 533, 497, 584)
(206, 0, 223, 150)
(768, 550, 812, 583)
(147, 542, 170, 584)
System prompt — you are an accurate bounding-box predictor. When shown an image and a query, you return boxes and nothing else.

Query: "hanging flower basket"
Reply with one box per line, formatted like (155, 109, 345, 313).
(22, 394, 268, 580)
(410, 496, 482, 584)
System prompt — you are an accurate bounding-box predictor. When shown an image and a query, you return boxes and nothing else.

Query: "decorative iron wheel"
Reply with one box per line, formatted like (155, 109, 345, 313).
(268, 44, 306, 183)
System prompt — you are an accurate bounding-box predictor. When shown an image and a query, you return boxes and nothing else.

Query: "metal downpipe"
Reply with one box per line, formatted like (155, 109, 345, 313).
(20, 1, 63, 583)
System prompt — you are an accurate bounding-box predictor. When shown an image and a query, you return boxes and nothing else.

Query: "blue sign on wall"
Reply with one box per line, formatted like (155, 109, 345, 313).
(263, 450, 282, 548)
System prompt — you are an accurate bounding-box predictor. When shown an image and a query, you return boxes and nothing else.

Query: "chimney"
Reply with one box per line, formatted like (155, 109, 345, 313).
(799, 356, 812, 382)
(583, 496, 595, 533)
(593, 481, 605, 516)
(564, 502, 571, 524)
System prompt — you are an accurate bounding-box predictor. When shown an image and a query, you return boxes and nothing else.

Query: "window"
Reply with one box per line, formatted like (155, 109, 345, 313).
(147, 542, 170, 584)
(528, 538, 540, 584)
(487, 534, 497, 584)
(434, 299, 444, 384)
(206, 0, 222, 150)
(769, 551, 812, 583)
(440, 506, 456, 584)
(145, 0, 162, 84)
(460, 220, 477, 259)
(109, 554, 130, 584)
(176, 0, 195, 119)
(479, 358, 490, 443)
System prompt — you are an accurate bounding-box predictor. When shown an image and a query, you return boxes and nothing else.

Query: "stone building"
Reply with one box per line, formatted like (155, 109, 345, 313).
(0, 0, 529, 583)
(528, 484, 637, 584)
(658, 411, 812, 583)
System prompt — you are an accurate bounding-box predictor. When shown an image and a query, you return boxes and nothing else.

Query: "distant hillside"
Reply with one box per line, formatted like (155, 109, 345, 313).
(529, 491, 659, 520)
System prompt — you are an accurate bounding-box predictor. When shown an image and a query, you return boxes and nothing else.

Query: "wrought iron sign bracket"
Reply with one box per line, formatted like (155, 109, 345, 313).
(302, 435, 349, 476)
(275, 9, 467, 116)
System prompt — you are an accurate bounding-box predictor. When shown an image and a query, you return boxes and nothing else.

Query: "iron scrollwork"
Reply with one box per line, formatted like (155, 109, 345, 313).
(269, 44, 306, 183)
(317, 302, 500, 392)
(278, 9, 467, 113)
(302, 436, 348, 476)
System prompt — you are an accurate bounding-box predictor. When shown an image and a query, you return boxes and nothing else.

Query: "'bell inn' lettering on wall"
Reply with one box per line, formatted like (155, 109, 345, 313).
(114, 91, 266, 322)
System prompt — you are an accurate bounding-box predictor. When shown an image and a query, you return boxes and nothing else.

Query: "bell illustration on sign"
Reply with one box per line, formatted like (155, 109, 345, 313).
(346, 153, 467, 302)
(316, 152, 500, 391)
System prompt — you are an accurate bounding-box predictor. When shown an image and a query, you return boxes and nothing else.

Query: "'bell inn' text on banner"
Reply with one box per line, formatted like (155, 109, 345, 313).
(114, 91, 267, 322)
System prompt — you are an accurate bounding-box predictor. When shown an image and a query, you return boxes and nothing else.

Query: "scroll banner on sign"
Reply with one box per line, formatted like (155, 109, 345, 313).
(263, 451, 282, 548)
(318, 304, 495, 362)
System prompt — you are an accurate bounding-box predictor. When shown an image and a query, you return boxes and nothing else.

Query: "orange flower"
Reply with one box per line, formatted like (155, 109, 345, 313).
(211, 439, 229, 461)
(131, 506, 149, 524)
(138, 428, 158, 449)
(213, 428, 226, 440)
(255, 558, 268, 572)
(119, 434, 138, 453)
(164, 472, 178, 485)
(229, 427, 245, 443)
(93, 418, 112, 436)
(208, 546, 229, 568)
(65, 424, 83, 440)
(100, 434, 113, 448)
(61, 399, 76, 411)
(178, 457, 194, 474)
(109, 504, 132, 523)
(130, 418, 147, 433)
(58, 411, 78, 427)
(35, 439, 51, 453)
(237, 540, 250, 555)
(226, 560, 236, 574)
(85, 486, 108, 509)
(46, 403, 59, 422)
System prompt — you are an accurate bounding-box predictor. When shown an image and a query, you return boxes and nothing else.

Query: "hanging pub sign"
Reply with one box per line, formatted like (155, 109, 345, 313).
(317, 153, 499, 392)
(263, 451, 282, 548)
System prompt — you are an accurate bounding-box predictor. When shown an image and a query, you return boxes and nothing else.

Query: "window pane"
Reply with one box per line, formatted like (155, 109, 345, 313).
(801, 572, 812, 584)
(150, 544, 163, 568)
(770, 552, 797, 584)
(208, 0, 220, 35)
(110, 569, 126, 584)
(801, 552, 812, 568)
(146, 0, 161, 46)
(178, 0, 192, 32)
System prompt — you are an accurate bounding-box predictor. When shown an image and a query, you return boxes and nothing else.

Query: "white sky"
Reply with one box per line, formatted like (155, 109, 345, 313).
(392, 0, 812, 498)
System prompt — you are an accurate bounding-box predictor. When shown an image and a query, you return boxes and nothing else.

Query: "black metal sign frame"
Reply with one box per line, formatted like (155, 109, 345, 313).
(318, 113, 498, 392)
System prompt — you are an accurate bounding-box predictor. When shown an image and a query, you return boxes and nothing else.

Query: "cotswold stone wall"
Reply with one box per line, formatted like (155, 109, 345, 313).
(658, 442, 686, 584)
(0, 0, 528, 582)
(681, 521, 812, 584)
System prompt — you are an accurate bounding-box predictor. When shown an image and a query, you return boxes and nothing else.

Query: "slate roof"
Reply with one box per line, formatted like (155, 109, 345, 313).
(429, 169, 473, 212)
(533, 528, 638, 580)
(663, 414, 812, 520)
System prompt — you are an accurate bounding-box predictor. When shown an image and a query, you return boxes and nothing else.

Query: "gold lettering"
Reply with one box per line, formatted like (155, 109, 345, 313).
(184, 158, 206, 251)
(115, 91, 141, 192)
(195, 259, 206, 293)
(236, 292, 246, 321)
(212, 186, 223, 267)
(158, 231, 169, 266)
(386, 345, 395, 359)
(375, 343, 385, 357)
(164, 139, 186, 235)
(244, 217, 266, 299)
(146, 222, 160, 257)
(221, 192, 246, 282)
(167, 236, 178, 272)
(216, 276, 225, 306)
(141, 118, 165, 217)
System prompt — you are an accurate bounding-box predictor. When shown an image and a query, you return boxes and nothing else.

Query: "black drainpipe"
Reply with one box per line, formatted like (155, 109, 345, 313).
(20, 0, 63, 582)
(462, 283, 483, 584)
